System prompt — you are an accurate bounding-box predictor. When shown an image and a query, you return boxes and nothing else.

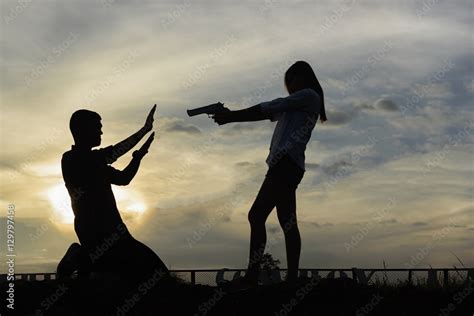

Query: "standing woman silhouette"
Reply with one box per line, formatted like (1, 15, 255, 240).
(213, 61, 327, 288)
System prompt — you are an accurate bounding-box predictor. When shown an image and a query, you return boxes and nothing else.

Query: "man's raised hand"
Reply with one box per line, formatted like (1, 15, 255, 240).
(134, 132, 155, 159)
(143, 104, 157, 133)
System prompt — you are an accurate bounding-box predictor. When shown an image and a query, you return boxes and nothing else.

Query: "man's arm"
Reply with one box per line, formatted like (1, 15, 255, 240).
(109, 105, 156, 161)
(108, 132, 155, 186)
(108, 156, 141, 186)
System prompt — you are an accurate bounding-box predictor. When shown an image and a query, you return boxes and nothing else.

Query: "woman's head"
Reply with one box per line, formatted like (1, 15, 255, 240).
(285, 61, 327, 123)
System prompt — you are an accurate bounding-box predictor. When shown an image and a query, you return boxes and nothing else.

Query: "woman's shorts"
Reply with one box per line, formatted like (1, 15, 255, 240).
(266, 155, 305, 190)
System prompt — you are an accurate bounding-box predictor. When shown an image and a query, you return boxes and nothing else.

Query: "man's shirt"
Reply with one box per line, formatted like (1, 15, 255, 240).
(61, 145, 125, 245)
(259, 88, 320, 171)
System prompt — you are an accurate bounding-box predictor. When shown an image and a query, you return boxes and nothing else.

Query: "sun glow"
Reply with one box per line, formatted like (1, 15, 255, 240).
(112, 187, 148, 215)
(46, 184, 75, 224)
(46, 183, 148, 224)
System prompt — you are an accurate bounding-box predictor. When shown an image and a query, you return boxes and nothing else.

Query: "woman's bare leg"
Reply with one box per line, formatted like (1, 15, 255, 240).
(246, 176, 276, 281)
(276, 188, 300, 282)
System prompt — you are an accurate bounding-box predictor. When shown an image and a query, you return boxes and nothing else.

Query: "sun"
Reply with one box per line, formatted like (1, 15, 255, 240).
(45, 183, 148, 224)
(46, 184, 75, 224)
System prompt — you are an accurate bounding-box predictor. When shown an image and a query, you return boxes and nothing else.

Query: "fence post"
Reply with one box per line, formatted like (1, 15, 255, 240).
(443, 269, 449, 287)
(408, 270, 412, 285)
(351, 268, 357, 283)
(191, 271, 196, 285)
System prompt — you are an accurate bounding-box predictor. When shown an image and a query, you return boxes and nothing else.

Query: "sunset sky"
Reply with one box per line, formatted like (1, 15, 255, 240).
(1, 0, 473, 273)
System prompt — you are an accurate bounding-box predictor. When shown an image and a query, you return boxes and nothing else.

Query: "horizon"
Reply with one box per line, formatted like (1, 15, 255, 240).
(1, 0, 473, 275)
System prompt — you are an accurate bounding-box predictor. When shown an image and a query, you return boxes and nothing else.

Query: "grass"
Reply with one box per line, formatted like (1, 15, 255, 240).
(1, 273, 473, 316)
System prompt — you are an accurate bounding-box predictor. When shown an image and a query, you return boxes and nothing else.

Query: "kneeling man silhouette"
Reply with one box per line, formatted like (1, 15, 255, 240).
(58, 105, 168, 283)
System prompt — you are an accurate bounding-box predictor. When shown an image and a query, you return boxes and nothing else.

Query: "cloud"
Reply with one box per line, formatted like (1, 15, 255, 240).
(305, 162, 320, 170)
(355, 98, 399, 112)
(381, 218, 398, 224)
(234, 161, 253, 168)
(303, 221, 334, 228)
(355, 103, 376, 111)
(220, 121, 273, 137)
(165, 120, 202, 135)
(374, 99, 399, 112)
(268, 225, 279, 234)
(230, 122, 261, 132)
(325, 110, 353, 125)
(322, 160, 352, 176)
(0, 217, 75, 272)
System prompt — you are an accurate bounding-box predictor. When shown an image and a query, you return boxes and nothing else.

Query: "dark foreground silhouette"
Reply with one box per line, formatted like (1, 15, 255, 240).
(59, 106, 168, 283)
(3, 276, 473, 316)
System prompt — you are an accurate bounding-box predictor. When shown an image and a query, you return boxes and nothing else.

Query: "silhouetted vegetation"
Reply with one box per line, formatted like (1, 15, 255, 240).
(2, 275, 472, 316)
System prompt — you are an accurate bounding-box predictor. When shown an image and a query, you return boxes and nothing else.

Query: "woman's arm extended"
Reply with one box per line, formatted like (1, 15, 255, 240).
(259, 88, 318, 116)
(213, 89, 318, 125)
(213, 105, 269, 125)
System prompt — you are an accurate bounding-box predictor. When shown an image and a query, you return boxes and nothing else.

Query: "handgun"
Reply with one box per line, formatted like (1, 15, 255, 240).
(187, 102, 230, 117)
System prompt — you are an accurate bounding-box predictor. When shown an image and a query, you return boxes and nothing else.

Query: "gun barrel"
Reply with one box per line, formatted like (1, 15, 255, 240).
(187, 102, 223, 117)
(186, 108, 204, 117)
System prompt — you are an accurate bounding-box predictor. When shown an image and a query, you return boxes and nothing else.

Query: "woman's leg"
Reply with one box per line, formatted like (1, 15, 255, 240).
(246, 176, 277, 281)
(276, 186, 301, 281)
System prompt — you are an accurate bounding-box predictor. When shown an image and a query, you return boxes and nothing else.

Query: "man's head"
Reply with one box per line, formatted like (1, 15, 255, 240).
(69, 109, 102, 148)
